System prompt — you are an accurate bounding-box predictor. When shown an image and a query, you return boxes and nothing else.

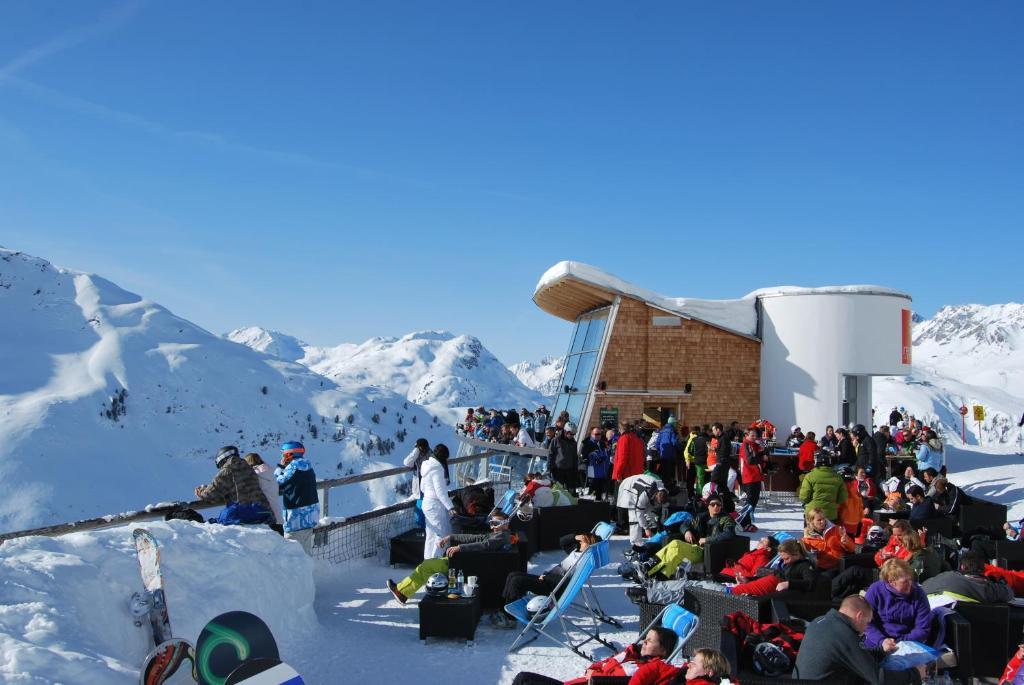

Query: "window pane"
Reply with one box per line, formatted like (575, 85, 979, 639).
(566, 394, 586, 427)
(571, 351, 598, 394)
(553, 393, 569, 417)
(570, 318, 590, 355)
(560, 355, 580, 395)
(582, 313, 606, 351)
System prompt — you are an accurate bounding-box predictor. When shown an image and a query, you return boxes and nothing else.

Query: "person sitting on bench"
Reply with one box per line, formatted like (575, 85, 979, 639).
(385, 510, 512, 604)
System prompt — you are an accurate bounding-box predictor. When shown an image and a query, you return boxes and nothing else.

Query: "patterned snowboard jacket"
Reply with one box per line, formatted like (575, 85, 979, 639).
(198, 456, 272, 511)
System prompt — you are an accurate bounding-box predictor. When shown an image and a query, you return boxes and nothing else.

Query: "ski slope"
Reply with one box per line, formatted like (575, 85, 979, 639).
(0, 443, 1020, 684)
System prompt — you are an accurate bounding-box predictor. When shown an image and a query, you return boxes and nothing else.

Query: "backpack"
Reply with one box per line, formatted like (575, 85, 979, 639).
(724, 611, 804, 671)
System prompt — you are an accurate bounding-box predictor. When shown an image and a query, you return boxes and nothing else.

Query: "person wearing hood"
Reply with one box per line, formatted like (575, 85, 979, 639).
(418, 443, 457, 560)
(863, 558, 932, 650)
(274, 441, 320, 553)
(915, 430, 944, 474)
(196, 445, 274, 526)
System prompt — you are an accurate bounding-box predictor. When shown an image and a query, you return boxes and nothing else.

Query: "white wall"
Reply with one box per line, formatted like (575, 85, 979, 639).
(759, 292, 912, 434)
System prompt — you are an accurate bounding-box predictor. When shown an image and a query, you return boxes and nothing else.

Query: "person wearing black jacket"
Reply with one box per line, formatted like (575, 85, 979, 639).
(549, 423, 579, 491)
(684, 495, 737, 545)
(835, 427, 857, 467)
(889, 408, 904, 427)
(709, 423, 735, 491)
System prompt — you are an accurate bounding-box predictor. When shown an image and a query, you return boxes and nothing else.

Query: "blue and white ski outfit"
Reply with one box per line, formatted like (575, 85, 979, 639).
(275, 457, 320, 551)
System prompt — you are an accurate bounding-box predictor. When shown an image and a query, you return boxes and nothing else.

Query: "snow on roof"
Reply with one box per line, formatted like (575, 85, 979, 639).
(534, 261, 911, 337)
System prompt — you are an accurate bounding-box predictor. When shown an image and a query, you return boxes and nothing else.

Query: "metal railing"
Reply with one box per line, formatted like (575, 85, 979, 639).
(0, 438, 546, 560)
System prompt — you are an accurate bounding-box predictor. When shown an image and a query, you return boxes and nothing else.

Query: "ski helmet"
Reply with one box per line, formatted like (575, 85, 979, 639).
(281, 441, 305, 458)
(564, 422, 576, 434)
(425, 573, 449, 597)
(866, 525, 888, 546)
(752, 642, 790, 677)
(813, 450, 832, 467)
(526, 594, 551, 619)
(215, 445, 239, 467)
(516, 501, 534, 521)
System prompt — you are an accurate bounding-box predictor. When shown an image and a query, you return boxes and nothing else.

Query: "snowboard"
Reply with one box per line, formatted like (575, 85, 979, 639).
(140, 637, 196, 685)
(225, 659, 304, 685)
(133, 528, 173, 645)
(194, 611, 279, 685)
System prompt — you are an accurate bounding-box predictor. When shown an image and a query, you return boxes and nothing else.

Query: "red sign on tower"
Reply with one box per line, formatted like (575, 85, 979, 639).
(901, 309, 912, 365)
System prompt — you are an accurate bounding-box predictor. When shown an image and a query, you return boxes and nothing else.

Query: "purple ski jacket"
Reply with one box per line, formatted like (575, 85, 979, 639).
(863, 579, 932, 648)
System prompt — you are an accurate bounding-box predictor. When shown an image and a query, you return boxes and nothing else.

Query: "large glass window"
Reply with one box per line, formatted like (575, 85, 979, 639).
(552, 307, 610, 428)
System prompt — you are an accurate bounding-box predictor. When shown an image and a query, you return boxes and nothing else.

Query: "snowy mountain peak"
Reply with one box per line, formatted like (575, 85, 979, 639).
(397, 330, 457, 344)
(509, 356, 566, 400)
(226, 326, 308, 362)
(228, 326, 545, 418)
(914, 303, 1024, 352)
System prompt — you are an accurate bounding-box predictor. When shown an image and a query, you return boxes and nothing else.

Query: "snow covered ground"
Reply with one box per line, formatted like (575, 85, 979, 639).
(1, 442, 1020, 684)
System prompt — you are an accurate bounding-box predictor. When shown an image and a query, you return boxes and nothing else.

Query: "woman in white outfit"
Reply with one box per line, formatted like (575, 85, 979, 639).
(419, 444, 457, 560)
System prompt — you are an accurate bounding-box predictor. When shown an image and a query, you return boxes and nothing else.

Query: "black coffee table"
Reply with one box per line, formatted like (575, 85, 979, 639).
(419, 592, 483, 642)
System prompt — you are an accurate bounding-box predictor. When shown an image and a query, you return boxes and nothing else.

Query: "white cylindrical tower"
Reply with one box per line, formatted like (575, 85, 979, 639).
(757, 287, 912, 435)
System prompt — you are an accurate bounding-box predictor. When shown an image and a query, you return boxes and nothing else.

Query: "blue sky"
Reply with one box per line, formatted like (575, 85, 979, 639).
(2, 2, 1021, 364)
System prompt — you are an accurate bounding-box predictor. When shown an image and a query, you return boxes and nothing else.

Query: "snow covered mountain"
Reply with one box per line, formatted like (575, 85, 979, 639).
(508, 356, 566, 400)
(226, 327, 548, 421)
(875, 303, 1024, 450)
(0, 249, 451, 533)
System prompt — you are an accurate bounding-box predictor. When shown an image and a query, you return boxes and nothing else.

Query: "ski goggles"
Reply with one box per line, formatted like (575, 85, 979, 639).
(487, 515, 508, 528)
(282, 447, 306, 459)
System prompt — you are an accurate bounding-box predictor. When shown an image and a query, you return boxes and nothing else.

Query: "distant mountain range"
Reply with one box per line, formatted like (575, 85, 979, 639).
(226, 327, 547, 422)
(0, 249, 536, 532)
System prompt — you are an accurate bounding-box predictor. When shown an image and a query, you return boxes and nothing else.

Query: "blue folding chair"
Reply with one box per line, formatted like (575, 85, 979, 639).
(645, 511, 693, 547)
(592, 521, 615, 541)
(506, 540, 617, 660)
(497, 489, 518, 516)
(763, 531, 798, 571)
(637, 603, 699, 662)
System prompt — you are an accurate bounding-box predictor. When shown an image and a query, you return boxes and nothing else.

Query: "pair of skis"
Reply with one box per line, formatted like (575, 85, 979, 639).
(132, 528, 304, 685)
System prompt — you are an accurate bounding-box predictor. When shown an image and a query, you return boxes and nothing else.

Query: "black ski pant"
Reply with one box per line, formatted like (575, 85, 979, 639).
(551, 467, 576, 492)
(503, 572, 559, 606)
(742, 482, 762, 510)
(832, 566, 873, 599)
(512, 674, 561, 685)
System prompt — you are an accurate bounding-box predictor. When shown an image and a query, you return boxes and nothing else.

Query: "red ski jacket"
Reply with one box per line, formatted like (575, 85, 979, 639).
(612, 432, 645, 481)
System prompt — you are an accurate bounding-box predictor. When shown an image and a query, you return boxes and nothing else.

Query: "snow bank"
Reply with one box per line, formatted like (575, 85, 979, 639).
(0, 521, 317, 684)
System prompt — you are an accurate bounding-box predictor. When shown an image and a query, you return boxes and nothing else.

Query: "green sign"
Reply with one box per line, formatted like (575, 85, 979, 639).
(599, 407, 619, 429)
